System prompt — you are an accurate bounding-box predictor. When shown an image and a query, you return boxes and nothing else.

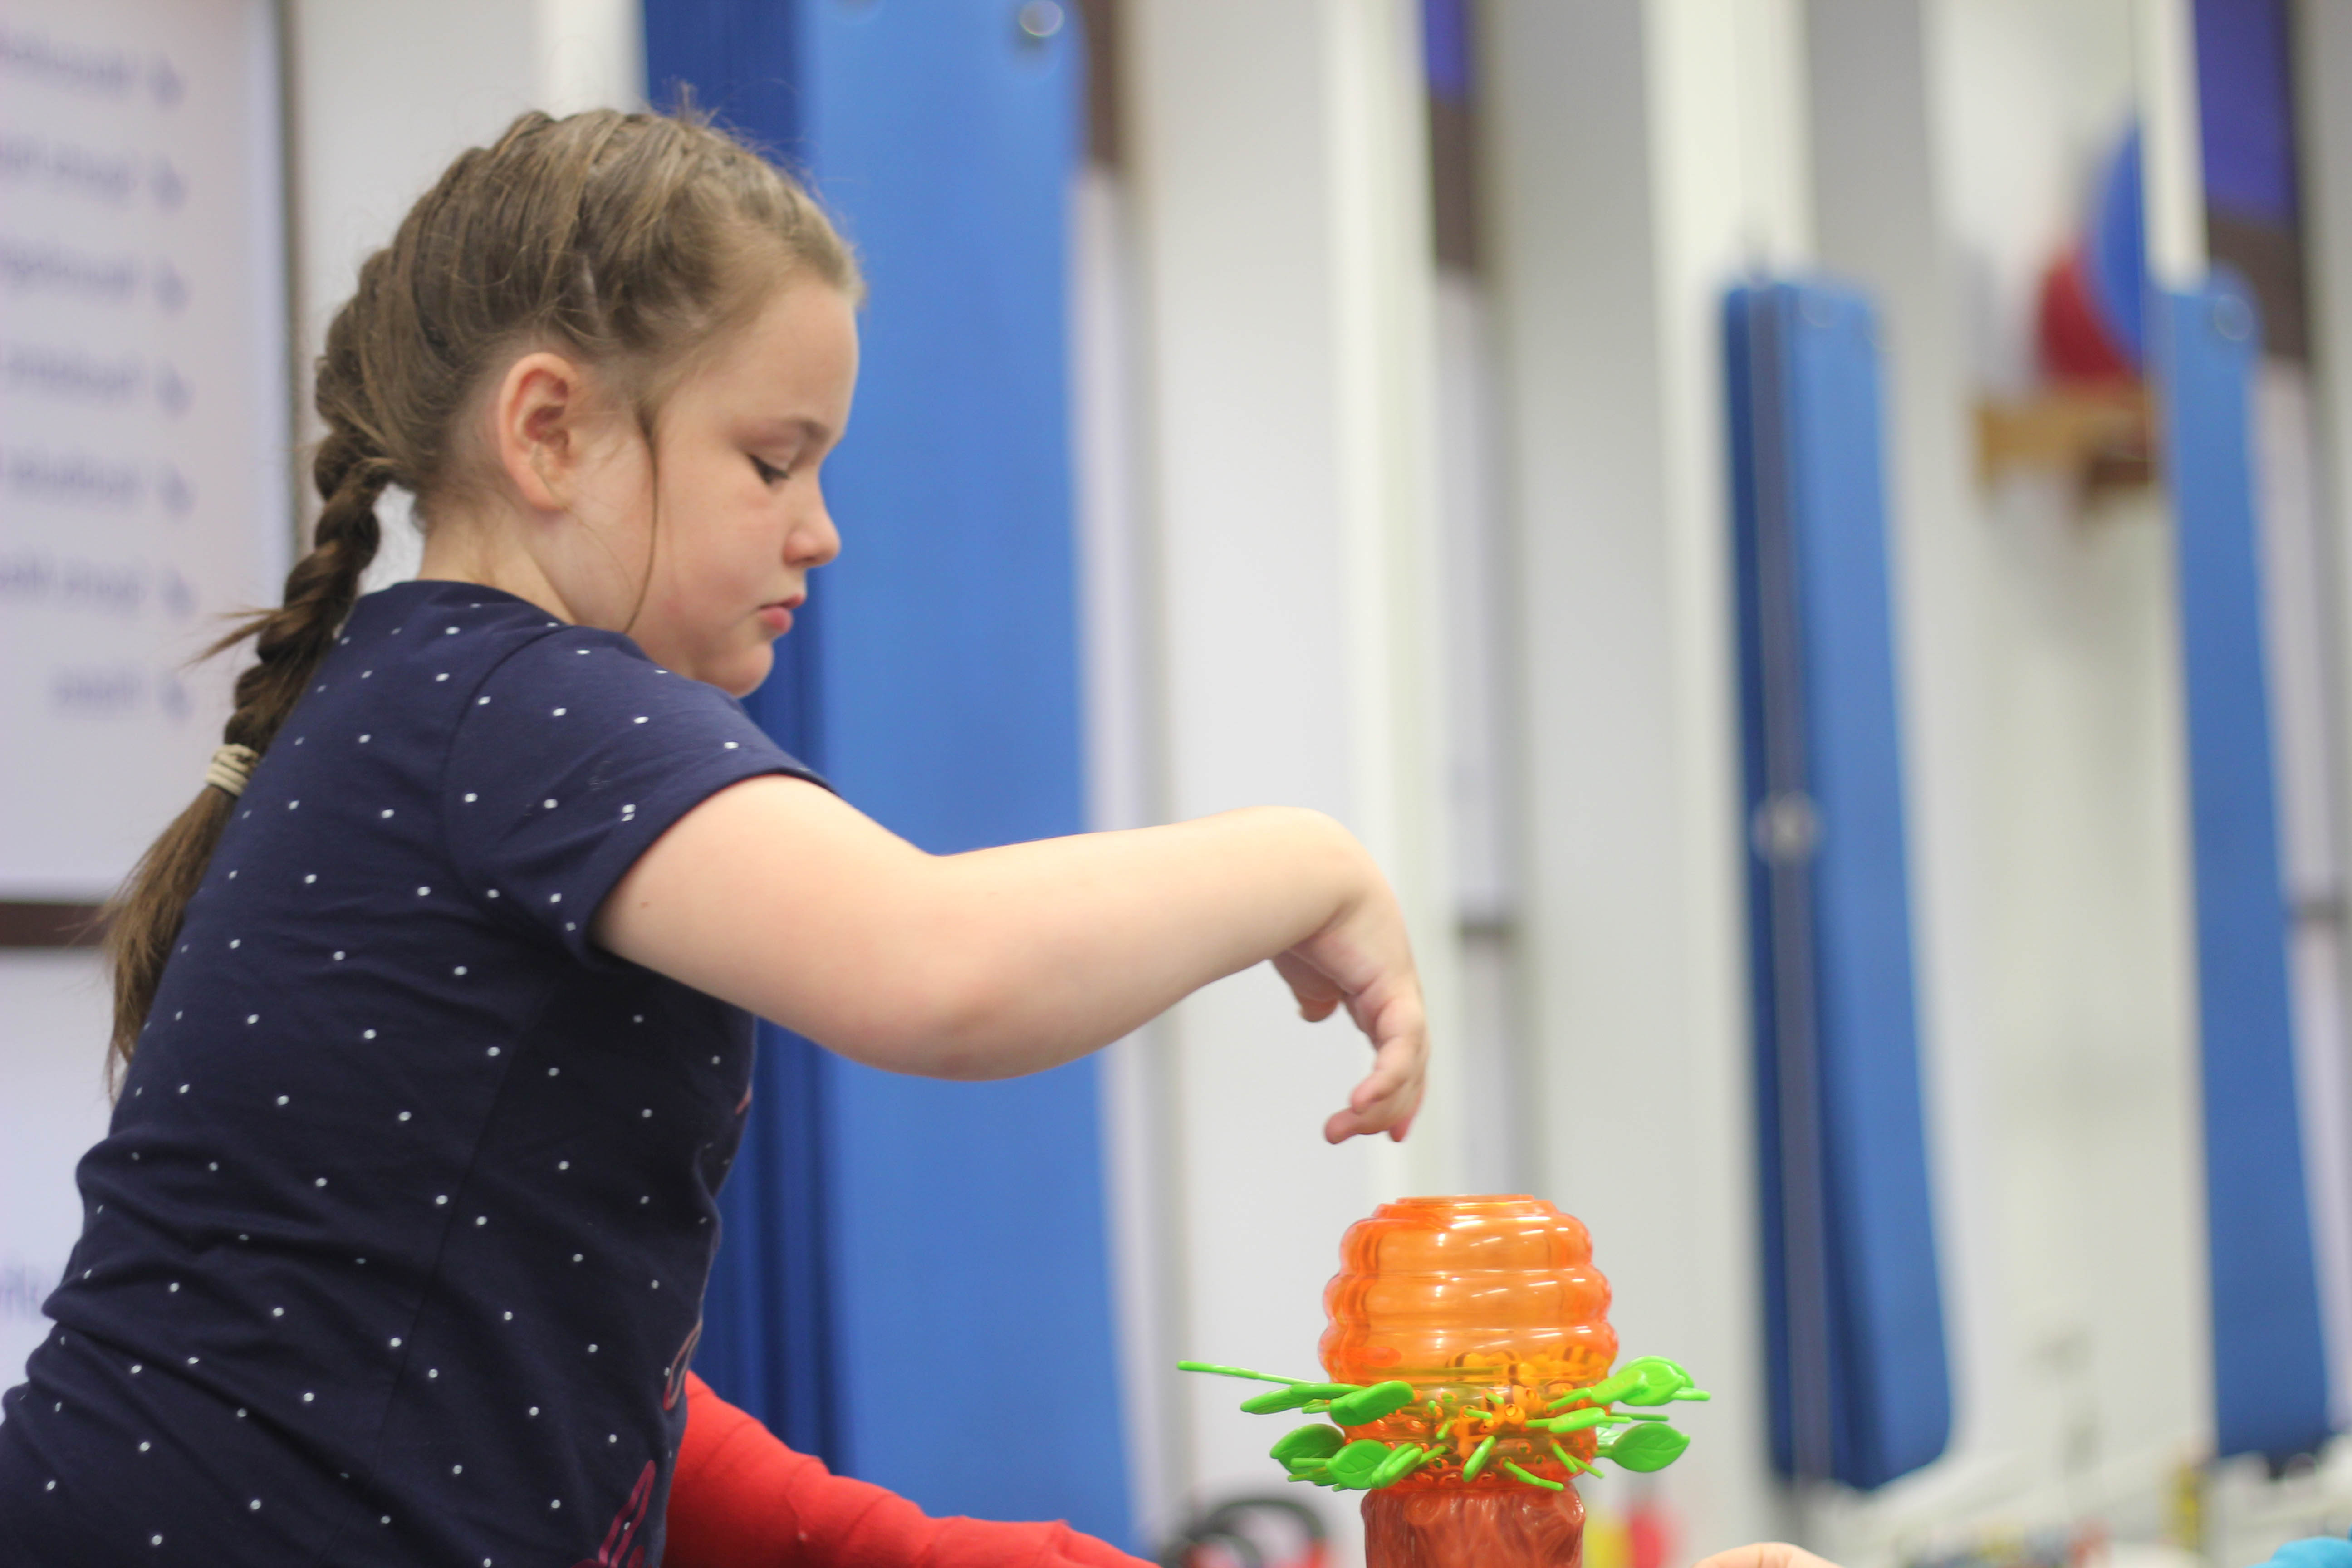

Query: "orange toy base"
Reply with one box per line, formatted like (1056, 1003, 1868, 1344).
(1362, 1484, 1586, 1568)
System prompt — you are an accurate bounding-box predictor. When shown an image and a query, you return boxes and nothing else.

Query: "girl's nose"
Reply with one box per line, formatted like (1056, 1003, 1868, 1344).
(789, 491, 842, 569)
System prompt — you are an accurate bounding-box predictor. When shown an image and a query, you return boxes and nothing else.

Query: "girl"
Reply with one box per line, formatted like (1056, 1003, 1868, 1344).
(0, 109, 1425, 1567)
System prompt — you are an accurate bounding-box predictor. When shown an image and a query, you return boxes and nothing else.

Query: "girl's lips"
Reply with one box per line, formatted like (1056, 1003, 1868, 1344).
(758, 603, 795, 635)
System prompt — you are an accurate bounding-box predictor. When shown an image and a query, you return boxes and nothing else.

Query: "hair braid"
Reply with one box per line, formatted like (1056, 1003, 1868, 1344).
(99, 418, 392, 1084)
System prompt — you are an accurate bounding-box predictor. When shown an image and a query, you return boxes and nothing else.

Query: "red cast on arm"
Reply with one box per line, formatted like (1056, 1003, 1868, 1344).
(665, 1372, 1152, 1568)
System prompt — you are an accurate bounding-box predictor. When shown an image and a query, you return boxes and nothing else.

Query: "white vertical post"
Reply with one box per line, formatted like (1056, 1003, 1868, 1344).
(1121, 0, 1462, 1552)
(2294, 0, 2352, 1434)
(1480, 0, 1798, 1553)
(2136, 0, 2206, 290)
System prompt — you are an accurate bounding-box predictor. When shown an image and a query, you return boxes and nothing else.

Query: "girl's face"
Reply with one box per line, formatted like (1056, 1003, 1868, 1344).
(496, 277, 860, 699)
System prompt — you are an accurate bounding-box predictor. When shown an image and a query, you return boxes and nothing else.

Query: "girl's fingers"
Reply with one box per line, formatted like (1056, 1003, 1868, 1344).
(1695, 1545, 1844, 1568)
(1330, 1032, 1426, 1142)
(1273, 950, 1347, 1017)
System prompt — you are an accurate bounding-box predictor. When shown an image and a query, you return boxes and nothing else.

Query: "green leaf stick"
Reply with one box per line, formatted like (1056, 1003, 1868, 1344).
(1178, 1362, 1324, 1387)
(1241, 1382, 1360, 1414)
(1461, 1435, 1498, 1481)
(1599, 1422, 1691, 1473)
(1503, 1461, 1566, 1491)
(1328, 1380, 1417, 1425)
(1548, 1355, 1710, 1411)
(1549, 1439, 1595, 1477)
(1539, 1407, 1617, 1435)
(1270, 1424, 1348, 1464)
(1324, 1439, 1396, 1490)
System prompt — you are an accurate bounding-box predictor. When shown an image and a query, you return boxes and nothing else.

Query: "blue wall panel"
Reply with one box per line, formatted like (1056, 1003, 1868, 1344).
(645, 0, 839, 1466)
(1728, 279, 1951, 1491)
(647, 0, 1129, 1539)
(800, 0, 1132, 1543)
(2155, 278, 2333, 1461)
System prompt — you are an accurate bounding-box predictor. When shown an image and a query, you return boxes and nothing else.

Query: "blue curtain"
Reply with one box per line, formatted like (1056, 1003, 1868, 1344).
(2156, 276, 2333, 1462)
(643, 0, 839, 1467)
(644, 0, 1133, 1543)
(1727, 278, 1952, 1491)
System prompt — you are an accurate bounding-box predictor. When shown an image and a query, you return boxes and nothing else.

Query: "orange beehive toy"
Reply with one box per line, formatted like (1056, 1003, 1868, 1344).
(1182, 1196, 1707, 1568)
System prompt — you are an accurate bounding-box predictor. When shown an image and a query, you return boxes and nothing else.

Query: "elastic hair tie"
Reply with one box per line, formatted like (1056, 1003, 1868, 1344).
(205, 743, 260, 799)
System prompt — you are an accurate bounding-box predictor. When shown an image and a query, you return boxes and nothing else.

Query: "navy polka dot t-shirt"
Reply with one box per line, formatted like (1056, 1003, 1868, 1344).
(0, 580, 824, 1567)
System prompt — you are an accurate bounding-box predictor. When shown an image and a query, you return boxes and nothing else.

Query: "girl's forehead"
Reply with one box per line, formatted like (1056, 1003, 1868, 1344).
(685, 283, 858, 417)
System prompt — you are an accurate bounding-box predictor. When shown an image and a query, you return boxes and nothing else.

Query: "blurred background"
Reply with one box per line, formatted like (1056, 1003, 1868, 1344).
(4, 1, 2351, 1566)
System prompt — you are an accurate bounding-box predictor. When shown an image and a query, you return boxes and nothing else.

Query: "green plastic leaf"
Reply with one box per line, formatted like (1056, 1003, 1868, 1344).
(1461, 1435, 1499, 1481)
(1242, 1381, 1359, 1414)
(1600, 1422, 1691, 1473)
(1541, 1407, 1616, 1435)
(1270, 1424, 1348, 1464)
(1324, 1439, 1394, 1489)
(1614, 1357, 1694, 1407)
(1548, 1372, 1629, 1411)
(1241, 1385, 1316, 1414)
(1328, 1380, 1416, 1425)
(1369, 1445, 1428, 1488)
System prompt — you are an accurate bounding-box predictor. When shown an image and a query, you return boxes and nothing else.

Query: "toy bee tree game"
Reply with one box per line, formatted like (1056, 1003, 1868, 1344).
(1181, 1196, 1707, 1568)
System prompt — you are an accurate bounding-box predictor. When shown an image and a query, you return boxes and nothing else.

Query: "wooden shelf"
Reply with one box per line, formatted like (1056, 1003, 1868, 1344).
(1975, 382, 2155, 499)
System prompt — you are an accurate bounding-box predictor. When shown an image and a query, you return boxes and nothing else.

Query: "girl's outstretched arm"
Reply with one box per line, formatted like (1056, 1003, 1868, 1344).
(666, 1372, 1150, 1568)
(594, 776, 1425, 1141)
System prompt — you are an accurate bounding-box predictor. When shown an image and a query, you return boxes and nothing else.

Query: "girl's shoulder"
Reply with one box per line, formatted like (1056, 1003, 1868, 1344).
(341, 578, 640, 682)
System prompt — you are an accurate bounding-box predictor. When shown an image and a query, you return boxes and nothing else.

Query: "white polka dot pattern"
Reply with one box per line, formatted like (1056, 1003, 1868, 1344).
(31, 583, 820, 1563)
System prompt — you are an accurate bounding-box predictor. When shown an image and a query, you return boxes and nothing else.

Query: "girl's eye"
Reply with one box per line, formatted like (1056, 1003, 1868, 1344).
(750, 455, 792, 485)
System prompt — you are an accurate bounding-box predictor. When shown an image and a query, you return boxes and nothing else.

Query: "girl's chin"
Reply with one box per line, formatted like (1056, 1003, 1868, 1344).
(715, 642, 775, 700)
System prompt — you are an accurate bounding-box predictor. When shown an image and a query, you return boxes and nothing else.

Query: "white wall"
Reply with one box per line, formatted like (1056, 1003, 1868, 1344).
(1800, 1, 2211, 1558)
(0, 0, 291, 1402)
(1114, 1, 1467, 1560)
(1478, 0, 1799, 1556)
(1474, 0, 2240, 1560)
(0, 955, 121, 1401)
(289, 0, 642, 583)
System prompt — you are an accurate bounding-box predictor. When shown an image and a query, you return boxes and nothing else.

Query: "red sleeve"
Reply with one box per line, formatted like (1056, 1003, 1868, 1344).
(665, 1372, 1155, 1568)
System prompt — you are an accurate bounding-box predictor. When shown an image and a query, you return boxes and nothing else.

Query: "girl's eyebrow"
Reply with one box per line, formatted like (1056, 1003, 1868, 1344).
(749, 415, 833, 448)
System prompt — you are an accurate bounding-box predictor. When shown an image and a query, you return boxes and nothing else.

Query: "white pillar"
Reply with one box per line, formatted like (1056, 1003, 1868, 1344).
(2134, 0, 2207, 291)
(1479, 0, 1803, 1554)
(1121, 0, 1464, 1551)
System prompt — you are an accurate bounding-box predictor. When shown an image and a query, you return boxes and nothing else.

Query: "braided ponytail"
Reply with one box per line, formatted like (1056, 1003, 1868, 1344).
(97, 107, 856, 1087)
(100, 421, 391, 1084)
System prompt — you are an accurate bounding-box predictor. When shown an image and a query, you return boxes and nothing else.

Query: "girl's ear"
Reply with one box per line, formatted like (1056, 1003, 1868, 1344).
(492, 350, 591, 513)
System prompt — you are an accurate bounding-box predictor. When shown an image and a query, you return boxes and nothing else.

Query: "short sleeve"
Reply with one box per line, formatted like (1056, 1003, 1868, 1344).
(443, 629, 824, 963)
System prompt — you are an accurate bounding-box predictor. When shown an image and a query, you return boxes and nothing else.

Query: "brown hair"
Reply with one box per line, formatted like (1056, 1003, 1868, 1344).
(101, 107, 858, 1083)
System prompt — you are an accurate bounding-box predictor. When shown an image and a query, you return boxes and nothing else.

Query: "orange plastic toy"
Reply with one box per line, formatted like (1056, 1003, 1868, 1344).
(1181, 1196, 1708, 1568)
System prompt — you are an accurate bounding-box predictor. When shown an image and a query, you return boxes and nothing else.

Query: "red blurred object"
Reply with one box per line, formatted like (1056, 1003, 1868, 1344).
(2038, 244, 2136, 386)
(1626, 1493, 1675, 1568)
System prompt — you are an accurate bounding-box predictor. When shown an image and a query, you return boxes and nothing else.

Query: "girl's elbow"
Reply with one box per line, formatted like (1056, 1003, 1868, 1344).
(815, 964, 1024, 1080)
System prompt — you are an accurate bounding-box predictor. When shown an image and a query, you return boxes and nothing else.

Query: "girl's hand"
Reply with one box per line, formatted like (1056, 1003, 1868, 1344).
(1272, 881, 1427, 1143)
(1695, 1545, 1845, 1568)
